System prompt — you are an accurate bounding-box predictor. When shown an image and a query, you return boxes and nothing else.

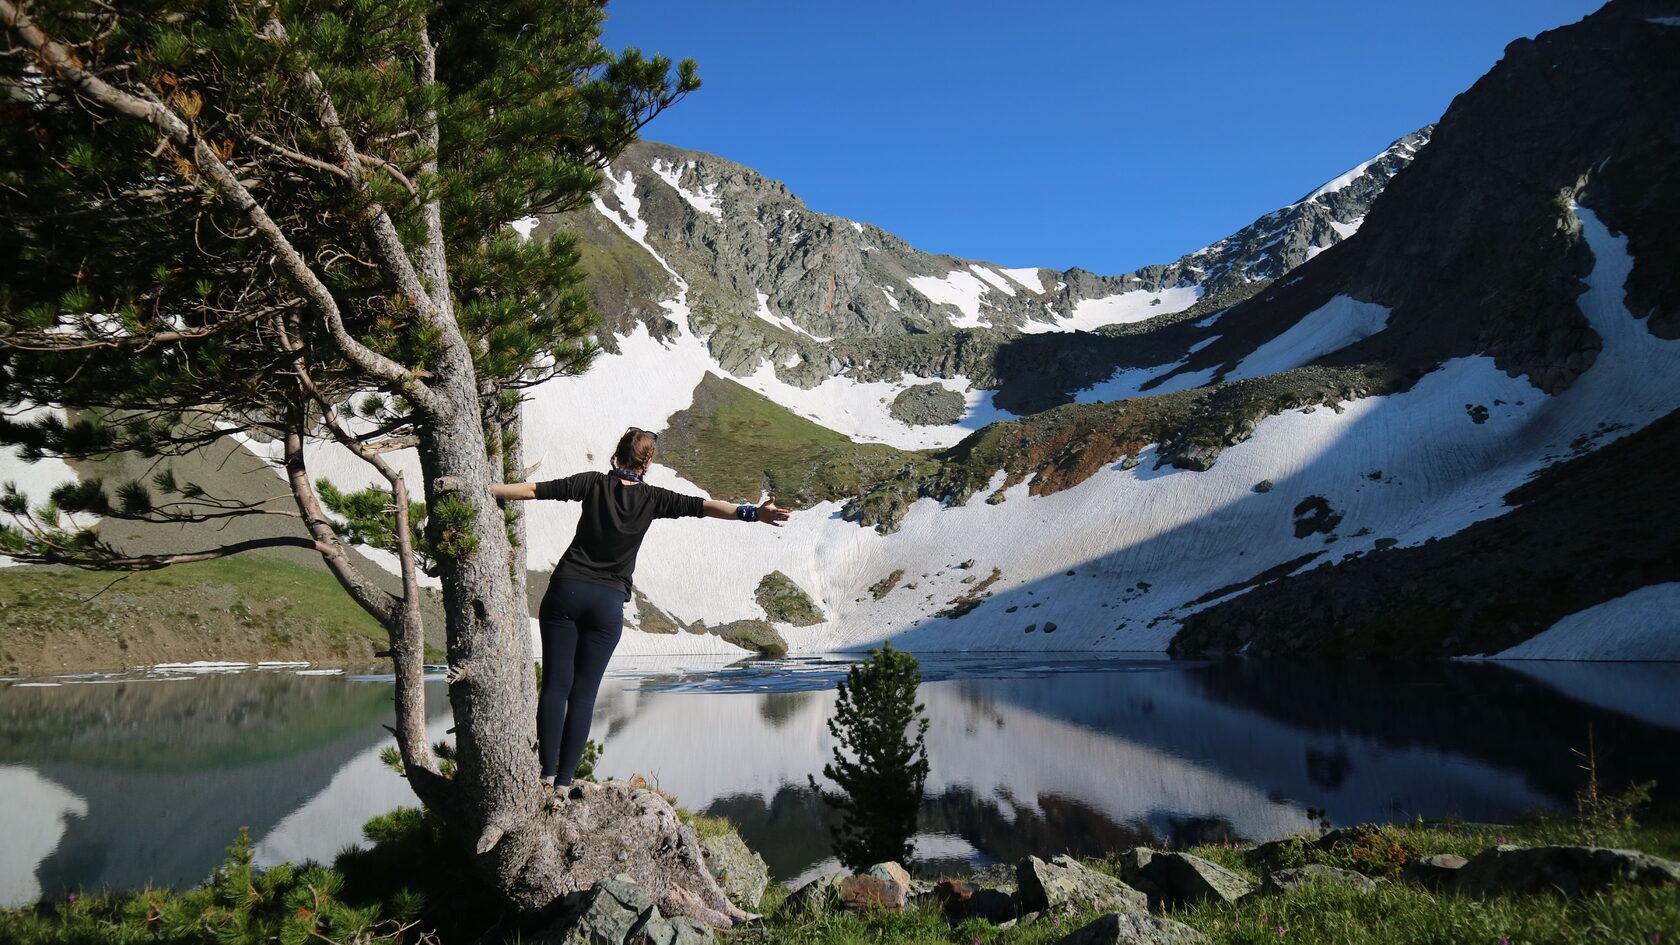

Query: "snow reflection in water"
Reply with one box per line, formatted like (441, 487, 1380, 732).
(1, 654, 1678, 906)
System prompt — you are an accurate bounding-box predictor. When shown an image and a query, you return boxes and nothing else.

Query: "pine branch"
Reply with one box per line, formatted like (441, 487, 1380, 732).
(264, 17, 446, 330)
(280, 410, 400, 627)
(4, 534, 328, 571)
(0, 0, 441, 410)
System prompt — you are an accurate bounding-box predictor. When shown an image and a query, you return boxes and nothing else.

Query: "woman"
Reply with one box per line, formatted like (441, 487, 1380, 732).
(491, 426, 791, 790)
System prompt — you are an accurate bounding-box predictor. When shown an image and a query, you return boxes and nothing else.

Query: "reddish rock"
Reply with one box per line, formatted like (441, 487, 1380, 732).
(838, 875, 906, 914)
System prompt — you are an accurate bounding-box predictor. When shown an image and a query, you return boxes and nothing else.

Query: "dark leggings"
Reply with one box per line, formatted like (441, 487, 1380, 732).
(537, 578, 624, 783)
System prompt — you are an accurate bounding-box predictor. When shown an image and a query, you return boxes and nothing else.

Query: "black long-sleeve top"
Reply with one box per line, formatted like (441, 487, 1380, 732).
(537, 472, 705, 599)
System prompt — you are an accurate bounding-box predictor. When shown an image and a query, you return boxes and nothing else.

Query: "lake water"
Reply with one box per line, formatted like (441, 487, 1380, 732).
(2, 654, 1678, 907)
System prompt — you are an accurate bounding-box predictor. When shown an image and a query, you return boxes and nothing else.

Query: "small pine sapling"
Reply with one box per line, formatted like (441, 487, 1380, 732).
(809, 641, 931, 870)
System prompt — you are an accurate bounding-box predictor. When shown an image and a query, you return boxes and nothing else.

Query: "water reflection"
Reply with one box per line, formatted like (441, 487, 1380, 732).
(0, 670, 450, 903)
(0, 656, 1676, 907)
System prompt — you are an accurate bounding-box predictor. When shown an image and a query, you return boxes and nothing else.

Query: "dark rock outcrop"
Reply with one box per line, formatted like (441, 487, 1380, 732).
(1454, 844, 1680, 898)
(1052, 911, 1210, 945)
(1017, 854, 1149, 914)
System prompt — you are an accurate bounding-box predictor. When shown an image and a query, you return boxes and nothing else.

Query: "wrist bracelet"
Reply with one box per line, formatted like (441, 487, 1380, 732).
(736, 504, 759, 522)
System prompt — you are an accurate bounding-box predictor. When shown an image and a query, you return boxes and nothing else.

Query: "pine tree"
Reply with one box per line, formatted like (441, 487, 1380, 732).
(0, 0, 743, 925)
(809, 641, 932, 870)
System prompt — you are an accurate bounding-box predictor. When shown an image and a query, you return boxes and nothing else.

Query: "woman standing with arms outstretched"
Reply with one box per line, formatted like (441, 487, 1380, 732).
(492, 427, 791, 791)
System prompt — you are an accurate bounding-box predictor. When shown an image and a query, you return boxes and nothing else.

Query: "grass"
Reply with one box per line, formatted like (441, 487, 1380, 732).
(659, 372, 921, 507)
(0, 556, 391, 674)
(5, 809, 1678, 945)
(1173, 879, 1677, 945)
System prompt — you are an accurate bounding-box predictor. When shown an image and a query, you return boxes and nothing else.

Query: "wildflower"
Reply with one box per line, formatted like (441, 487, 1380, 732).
(1277, 925, 1287, 937)
(1652, 934, 1660, 945)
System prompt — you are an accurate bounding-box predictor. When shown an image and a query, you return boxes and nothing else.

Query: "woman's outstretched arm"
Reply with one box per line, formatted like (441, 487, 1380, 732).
(491, 482, 538, 501)
(702, 495, 792, 527)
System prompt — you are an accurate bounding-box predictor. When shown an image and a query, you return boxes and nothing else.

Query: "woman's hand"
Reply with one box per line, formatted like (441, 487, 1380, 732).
(758, 495, 791, 527)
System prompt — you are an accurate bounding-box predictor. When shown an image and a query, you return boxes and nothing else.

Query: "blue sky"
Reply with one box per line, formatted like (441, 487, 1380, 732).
(602, 1, 1604, 275)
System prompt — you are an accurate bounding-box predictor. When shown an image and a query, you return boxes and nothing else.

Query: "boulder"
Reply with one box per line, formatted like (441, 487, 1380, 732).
(864, 861, 912, 889)
(708, 619, 788, 659)
(837, 874, 907, 913)
(1136, 852, 1254, 907)
(1052, 911, 1211, 945)
(1401, 853, 1467, 891)
(635, 916, 714, 945)
(888, 383, 966, 426)
(1255, 864, 1378, 896)
(1454, 845, 1680, 898)
(1017, 855, 1148, 915)
(1245, 826, 1380, 871)
(753, 571, 824, 626)
(968, 861, 1021, 892)
(545, 875, 716, 945)
(931, 879, 1017, 924)
(698, 831, 769, 908)
(779, 872, 845, 916)
(1110, 848, 1169, 905)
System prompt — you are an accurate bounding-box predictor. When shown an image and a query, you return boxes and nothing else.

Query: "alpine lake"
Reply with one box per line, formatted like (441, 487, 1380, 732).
(2, 653, 1678, 907)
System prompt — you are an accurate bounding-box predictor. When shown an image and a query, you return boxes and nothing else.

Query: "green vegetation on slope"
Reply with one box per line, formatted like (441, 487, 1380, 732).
(0, 557, 394, 674)
(655, 356, 1403, 536)
(659, 372, 923, 506)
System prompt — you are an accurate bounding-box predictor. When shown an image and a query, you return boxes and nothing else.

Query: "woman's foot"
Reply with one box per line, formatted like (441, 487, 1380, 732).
(539, 779, 566, 810)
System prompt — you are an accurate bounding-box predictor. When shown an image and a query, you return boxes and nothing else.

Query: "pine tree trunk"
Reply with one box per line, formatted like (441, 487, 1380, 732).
(418, 351, 748, 925)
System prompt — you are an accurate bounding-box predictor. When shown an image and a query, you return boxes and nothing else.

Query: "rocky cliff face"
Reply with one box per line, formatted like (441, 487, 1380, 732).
(1155, 0, 1680, 397)
(547, 127, 1427, 396)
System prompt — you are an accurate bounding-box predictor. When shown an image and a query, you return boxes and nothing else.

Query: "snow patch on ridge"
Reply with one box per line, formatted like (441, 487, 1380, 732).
(1329, 218, 1363, 239)
(908, 270, 995, 328)
(1001, 267, 1046, 292)
(1303, 158, 1381, 202)
(1223, 295, 1391, 382)
(753, 292, 829, 341)
(1022, 286, 1201, 334)
(509, 215, 540, 241)
(968, 264, 1017, 297)
(1074, 337, 1223, 405)
(649, 159, 722, 217)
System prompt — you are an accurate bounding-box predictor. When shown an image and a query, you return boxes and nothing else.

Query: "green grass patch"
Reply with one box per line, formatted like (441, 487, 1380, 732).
(660, 372, 923, 506)
(0, 556, 388, 645)
(1174, 878, 1677, 945)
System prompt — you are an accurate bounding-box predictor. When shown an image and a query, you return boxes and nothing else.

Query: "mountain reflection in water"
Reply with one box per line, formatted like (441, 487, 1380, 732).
(1, 655, 1676, 905)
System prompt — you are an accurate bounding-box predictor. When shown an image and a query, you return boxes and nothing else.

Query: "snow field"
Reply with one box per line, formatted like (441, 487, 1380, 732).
(907, 269, 996, 328)
(648, 159, 723, 218)
(1490, 584, 1680, 661)
(1222, 294, 1392, 382)
(1019, 285, 1202, 334)
(1000, 267, 1047, 292)
(753, 291, 829, 341)
(606, 206, 1680, 655)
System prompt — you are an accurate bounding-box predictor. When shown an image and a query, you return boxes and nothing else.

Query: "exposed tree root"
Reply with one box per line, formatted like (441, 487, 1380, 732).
(479, 780, 753, 928)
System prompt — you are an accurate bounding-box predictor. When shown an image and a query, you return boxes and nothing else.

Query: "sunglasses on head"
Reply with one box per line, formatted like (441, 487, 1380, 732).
(627, 426, 659, 442)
